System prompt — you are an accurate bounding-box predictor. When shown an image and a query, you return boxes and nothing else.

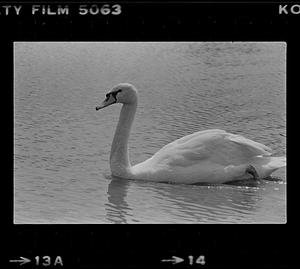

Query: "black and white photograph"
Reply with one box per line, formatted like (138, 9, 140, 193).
(4, 1, 296, 268)
(14, 41, 286, 224)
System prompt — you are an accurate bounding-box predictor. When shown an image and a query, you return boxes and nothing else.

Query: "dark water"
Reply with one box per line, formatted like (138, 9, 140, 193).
(14, 42, 286, 223)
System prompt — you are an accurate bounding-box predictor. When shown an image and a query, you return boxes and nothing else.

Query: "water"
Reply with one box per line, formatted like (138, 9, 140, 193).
(14, 42, 286, 224)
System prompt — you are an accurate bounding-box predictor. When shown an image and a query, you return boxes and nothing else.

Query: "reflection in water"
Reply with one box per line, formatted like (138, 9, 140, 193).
(106, 177, 132, 224)
(148, 182, 260, 223)
(104, 177, 284, 223)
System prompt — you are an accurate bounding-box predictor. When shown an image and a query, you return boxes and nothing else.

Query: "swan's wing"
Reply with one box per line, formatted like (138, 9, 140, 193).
(149, 129, 272, 168)
(149, 129, 225, 167)
(225, 133, 272, 157)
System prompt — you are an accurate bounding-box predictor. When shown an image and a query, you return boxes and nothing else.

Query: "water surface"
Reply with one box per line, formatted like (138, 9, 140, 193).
(14, 42, 286, 223)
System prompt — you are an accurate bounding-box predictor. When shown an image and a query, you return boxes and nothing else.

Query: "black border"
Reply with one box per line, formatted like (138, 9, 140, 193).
(4, 1, 295, 268)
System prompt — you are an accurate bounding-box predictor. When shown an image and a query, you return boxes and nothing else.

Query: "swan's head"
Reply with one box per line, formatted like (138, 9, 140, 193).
(96, 83, 138, 110)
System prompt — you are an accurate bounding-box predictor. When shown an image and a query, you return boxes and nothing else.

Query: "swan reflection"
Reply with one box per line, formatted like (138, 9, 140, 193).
(105, 177, 132, 224)
(105, 176, 276, 223)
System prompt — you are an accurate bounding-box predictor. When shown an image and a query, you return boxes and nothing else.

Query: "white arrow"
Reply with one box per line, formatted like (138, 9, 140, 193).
(9, 256, 31, 266)
(161, 256, 184, 264)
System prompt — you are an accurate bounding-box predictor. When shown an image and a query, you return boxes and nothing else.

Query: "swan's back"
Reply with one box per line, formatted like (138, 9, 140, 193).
(131, 129, 284, 183)
(149, 129, 272, 167)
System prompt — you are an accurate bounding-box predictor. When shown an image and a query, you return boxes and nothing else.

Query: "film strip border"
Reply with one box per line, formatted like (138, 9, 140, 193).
(1, 2, 298, 41)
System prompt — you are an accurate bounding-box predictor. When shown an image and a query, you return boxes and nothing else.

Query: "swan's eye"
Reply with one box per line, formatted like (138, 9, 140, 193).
(105, 93, 111, 101)
(111, 89, 122, 99)
(113, 89, 122, 95)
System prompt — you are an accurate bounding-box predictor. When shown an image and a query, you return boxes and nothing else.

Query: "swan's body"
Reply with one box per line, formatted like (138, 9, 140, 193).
(96, 83, 286, 184)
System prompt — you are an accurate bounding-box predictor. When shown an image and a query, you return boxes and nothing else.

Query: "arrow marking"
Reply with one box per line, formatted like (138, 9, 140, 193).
(161, 256, 184, 264)
(9, 257, 31, 266)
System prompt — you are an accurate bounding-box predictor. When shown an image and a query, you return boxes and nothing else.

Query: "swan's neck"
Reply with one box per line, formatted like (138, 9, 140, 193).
(110, 102, 137, 177)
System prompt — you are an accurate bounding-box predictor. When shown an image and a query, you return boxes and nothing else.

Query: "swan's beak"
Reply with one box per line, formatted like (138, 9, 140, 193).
(96, 94, 116, 110)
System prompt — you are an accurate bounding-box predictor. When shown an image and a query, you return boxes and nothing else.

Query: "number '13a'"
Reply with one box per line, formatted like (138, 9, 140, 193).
(35, 256, 63, 266)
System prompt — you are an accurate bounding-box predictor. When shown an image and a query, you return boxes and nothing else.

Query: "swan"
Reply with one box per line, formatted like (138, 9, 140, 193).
(96, 83, 286, 184)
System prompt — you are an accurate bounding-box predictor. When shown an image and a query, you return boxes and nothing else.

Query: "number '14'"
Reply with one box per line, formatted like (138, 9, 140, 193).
(188, 255, 205, 265)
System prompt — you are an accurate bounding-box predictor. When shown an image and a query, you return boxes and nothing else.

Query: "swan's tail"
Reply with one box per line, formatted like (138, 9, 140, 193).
(267, 156, 286, 169)
(255, 156, 286, 179)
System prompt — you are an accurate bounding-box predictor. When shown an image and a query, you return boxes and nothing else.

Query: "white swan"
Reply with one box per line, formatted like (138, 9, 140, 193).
(96, 83, 286, 184)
